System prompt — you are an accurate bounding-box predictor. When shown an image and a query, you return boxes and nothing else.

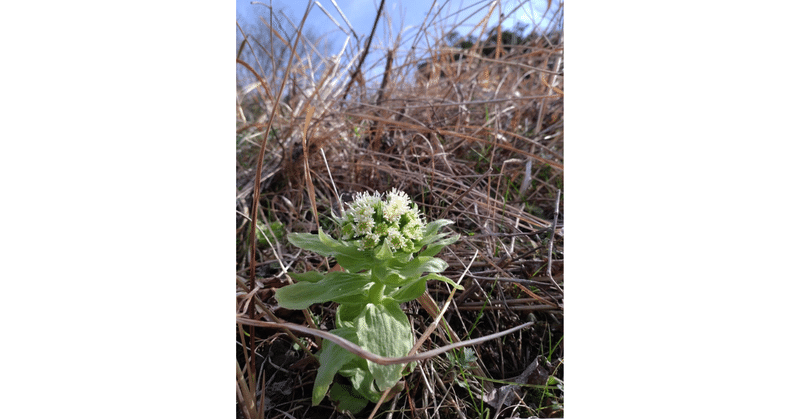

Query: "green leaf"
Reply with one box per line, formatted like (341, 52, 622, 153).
(381, 271, 403, 285)
(336, 303, 367, 328)
(374, 240, 393, 260)
(418, 234, 460, 257)
(334, 252, 374, 273)
(287, 232, 336, 256)
(422, 219, 454, 237)
(390, 250, 414, 263)
(416, 220, 457, 255)
(424, 273, 464, 290)
(287, 271, 324, 283)
(371, 264, 389, 283)
(317, 228, 339, 248)
(355, 303, 414, 391)
(324, 231, 377, 272)
(387, 276, 427, 303)
(338, 357, 381, 402)
(388, 273, 463, 303)
(274, 271, 372, 310)
(333, 293, 375, 306)
(329, 382, 369, 413)
(288, 231, 375, 272)
(420, 231, 450, 246)
(392, 256, 448, 279)
(312, 328, 358, 406)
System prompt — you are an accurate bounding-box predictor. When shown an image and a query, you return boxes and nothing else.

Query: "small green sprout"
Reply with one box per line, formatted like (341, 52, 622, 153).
(252, 220, 285, 248)
(275, 188, 461, 412)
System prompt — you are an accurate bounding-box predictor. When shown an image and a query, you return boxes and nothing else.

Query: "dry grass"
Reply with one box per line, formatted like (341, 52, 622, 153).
(236, 1, 563, 417)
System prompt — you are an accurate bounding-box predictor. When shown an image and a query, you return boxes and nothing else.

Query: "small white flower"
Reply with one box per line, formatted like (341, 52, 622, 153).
(353, 203, 375, 223)
(384, 188, 411, 223)
(403, 222, 423, 242)
(354, 217, 375, 236)
(387, 188, 410, 206)
(359, 232, 380, 250)
(374, 222, 390, 237)
(341, 221, 355, 240)
(386, 226, 404, 251)
(354, 191, 381, 209)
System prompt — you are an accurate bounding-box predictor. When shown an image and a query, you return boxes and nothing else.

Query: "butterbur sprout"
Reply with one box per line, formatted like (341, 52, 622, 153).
(278, 188, 460, 412)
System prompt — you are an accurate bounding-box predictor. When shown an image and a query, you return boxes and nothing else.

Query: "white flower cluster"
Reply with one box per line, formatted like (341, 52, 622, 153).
(338, 188, 425, 252)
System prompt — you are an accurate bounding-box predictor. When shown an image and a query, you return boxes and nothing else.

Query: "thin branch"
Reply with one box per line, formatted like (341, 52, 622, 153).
(546, 189, 563, 294)
(235, 316, 534, 366)
(375, 49, 394, 107)
(341, 0, 386, 100)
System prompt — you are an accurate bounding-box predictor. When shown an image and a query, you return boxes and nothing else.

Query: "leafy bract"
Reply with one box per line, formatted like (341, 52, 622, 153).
(422, 219, 454, 238)
(313, 328, 358, 406)
(388, 273, 462, 303)
(419, 233, 461, 258)
(428, 272, 464, 290)
(288, 231, 375, 273)
(287, 232, 335, 256)
(335, 302, 366, 328)
(274, 271, 371, 309)
(287, 270, 324, 283)
(329, 382, 369, 413)
(374, 240, 393, 261)
(355, 303, 414, 391)
(387, 275, 427, 303)
(391, 256, 447, 279)
(338, 357, 381, 402)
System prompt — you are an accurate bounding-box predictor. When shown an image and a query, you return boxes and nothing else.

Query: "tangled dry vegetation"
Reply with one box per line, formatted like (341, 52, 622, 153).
(236, 1, 563, 417)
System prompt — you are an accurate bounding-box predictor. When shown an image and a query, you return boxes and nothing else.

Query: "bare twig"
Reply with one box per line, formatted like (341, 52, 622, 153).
(546, 189, 563, 294)
(236, 316, 534, 366)
(375, 49, 394, 107)
(341, 0, 386, 100)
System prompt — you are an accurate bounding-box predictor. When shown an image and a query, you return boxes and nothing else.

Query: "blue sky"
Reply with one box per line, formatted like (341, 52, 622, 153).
(236, 0, 560, 88)
(237, 0, 559, 42)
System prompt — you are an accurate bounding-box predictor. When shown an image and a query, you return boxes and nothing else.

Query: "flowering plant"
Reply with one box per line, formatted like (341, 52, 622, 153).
(275, 189, 460, 411)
